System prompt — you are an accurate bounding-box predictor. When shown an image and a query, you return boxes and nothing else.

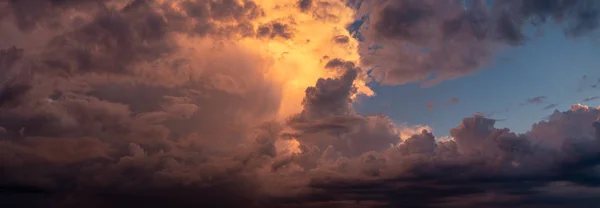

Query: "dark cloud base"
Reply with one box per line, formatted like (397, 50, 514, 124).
(2, 1, 600, 208)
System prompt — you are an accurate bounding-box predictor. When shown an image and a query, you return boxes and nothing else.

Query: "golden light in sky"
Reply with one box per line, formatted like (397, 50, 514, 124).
(3, 0, 600, 207)
(165, 0, 373, 120)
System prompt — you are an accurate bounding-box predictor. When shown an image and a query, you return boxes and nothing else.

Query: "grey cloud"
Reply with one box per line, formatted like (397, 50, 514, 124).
(294, 59, 358, 121)
(522, 95, 547, 105)
(5, 0, 105, 32)
(583, 96, 600, 102)
(1, 81, 282, 208)
(0, 1, 284, 205)
(397, 129, 436, 155)
(289, 106, 600, 207)
(42, 8, 174, 75)
(0, 82, 31, 108)
(0, 46, 24, 73)
(4, 60, 600, 208)
(371, 0, 435, 42)
(527, 104, 600, 148)
(2, 0, 265, 77)
(288, 59, 401, 157)
(3, 1, 600, 207)
(3, 0, 264, 35)
(543, 103, 558, 110)
(358, 0, 600, 86)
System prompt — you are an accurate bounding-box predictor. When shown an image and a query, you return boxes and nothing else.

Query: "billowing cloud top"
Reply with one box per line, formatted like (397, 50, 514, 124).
(1, 0, 600, 208)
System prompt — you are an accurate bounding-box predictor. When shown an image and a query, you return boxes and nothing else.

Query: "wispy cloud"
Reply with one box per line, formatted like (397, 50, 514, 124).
(583, 96, 600, 102)
(426, 101, 435, 111)
(448, 97, 459, 104)
(522, 96, 547, 105)
(543, 104, 559, 110)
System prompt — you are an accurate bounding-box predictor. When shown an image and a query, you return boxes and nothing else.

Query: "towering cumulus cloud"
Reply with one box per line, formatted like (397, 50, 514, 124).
(1, 0, 600, 208)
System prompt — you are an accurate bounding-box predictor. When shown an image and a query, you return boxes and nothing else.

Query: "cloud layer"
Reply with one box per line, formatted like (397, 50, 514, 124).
(357, 0, 600, 86)
(1, 0, 600, 208)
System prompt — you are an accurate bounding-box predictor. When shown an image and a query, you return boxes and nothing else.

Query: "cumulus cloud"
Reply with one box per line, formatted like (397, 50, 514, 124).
(2, 1, 600, 208)
(357, 0, 600, 86)
(298, 105, 600, 207)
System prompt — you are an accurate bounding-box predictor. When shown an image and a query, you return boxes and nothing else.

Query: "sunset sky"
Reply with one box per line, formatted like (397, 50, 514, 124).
(1, 0, 600, 207)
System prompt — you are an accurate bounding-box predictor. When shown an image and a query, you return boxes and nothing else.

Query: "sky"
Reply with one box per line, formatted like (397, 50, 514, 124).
(1, 0, 600, 208)
(356, 22, 600, 136)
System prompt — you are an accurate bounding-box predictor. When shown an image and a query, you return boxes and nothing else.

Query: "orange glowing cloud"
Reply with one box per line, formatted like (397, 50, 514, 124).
(158, 0, 374, 120)
(239, 0, 373, 118)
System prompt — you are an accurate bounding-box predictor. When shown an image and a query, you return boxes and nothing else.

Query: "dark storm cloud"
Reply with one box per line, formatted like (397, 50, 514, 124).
(294, 59, 358, 120)
(4, 53, 600, 208)
(287, 59, 401, 157)
(42, 7, 174, 75)
(0, 46, 24, 72)
(372, 0, 434, 42)
(359, 0, 600, 86)
(288, 105, 600, 208)
(6, 0, 104, 32)
(0, 82, 31, 107)
(1, 0, 265, 48)
(0, 0, 272, 87)
(0, 1, 285, 207)
(3, 1, 600, 208)
(0, 69, 283, 208)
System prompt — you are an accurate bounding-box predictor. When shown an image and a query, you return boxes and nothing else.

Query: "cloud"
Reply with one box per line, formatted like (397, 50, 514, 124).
(426, 101, 435, 110)
(297, 0, 313, 12)
(449, 97, 459, 104)
(583, 96, 600, 102)
(357, 0, 600, 86)
(523, 95, 547, 105)
(474, 111, 494, 117)
(285, 59, 402, 157)
(2, 1, 600, 208)
(298, 105, 600, 207)
(543, 103, 559, 110)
